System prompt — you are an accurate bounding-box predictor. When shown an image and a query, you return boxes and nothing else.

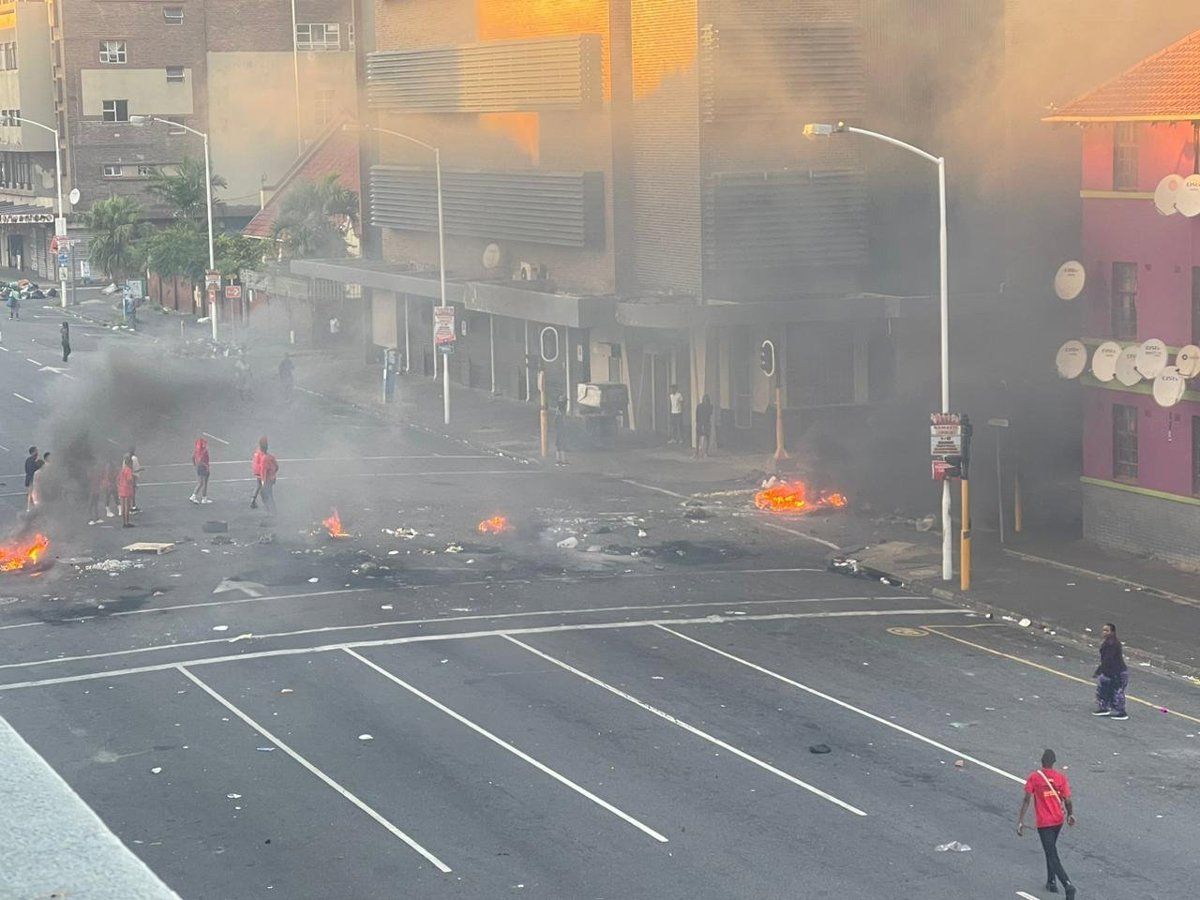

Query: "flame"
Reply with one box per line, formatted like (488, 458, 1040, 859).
(477, 515, 511, 535)
(754, 482, 848, 515)
(322, 510, 349, 538)
(0, 533, 49, 572)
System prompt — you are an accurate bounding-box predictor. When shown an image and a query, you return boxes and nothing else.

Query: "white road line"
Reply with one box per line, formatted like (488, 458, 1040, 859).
(346, 648, 670, 843)
(0, 444, 9, 452)
(0, 344, 8, 351)
(201, 432, 230, 446)
(119, 455, 496, 472)
(0, 608, 966, 691)
(619, 478, 692, 501)
(11, 392, 33, 404)
(24, 358, 40, 365)
(656, 625, 1023, 785)
(503, 635, 867, 817)
(1016, 893, 1039, 900)
(755, 520, 841, 551)
(177, 665, 452, 873)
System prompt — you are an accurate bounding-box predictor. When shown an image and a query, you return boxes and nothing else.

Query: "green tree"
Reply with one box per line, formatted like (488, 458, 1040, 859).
(271, 174, 358, 259)
(142, 226, 263, 282)
(145, 157, 227, 221)
(215, 233, 264, 279)
(81, 196, 146, 281)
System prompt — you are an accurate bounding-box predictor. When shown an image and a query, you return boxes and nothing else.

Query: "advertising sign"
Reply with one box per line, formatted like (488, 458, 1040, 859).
(434, 306, 456, 351)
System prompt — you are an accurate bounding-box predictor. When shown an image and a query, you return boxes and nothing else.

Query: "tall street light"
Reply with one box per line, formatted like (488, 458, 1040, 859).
(130, 115, 218, 342)
(804, 120, 953, 582)
(348, 123, 450, 425)
(11, 115, 66, 308)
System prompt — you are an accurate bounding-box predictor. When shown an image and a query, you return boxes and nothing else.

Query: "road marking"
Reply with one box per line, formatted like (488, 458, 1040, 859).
(0, 608, 967, 691)
(656, 625, 1025, 785)
(0, 344, 8, 351)
(177, 665, 452, 873)
(24, 358, 40, 365)
(116, 455, 496, 472)
(755, 519, 840, 551)
(11, 392, 33, 404)
(504, 635, 867, 816)
(922, 625, 1200, 727)
(0, 444, 9, 453)
(619, 478, 693, 501)
(201, 432, 230, 446)
(346, 648, 669, 843)
(1016, 893, 1039, 900)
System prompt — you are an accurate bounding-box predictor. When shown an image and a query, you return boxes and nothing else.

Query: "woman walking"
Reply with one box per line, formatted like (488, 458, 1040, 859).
(190, 437, 212, 504)
(117, 455, 136, 528)
(693, 394, 713, 459)
(1092, 622, 1129, 720)
(61, 321, 71, 362)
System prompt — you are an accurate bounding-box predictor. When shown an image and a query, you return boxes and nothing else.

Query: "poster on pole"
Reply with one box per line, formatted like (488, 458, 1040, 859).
(434, 306, 456, 352)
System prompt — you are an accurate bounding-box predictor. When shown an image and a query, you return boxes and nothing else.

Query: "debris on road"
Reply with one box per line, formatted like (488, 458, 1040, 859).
(150, 767, 163, 775)
(935, 841, 971, 852)
(212, 625, 229, 632)
(358, 734, 373, 742)
(123, 542, 175, 555)
(212, 579, 265, 597)
(556, 536, 579, 550)
(86, 559, 140, 573)
(809, 744, 832, 754)
(202, 521, 229, 534)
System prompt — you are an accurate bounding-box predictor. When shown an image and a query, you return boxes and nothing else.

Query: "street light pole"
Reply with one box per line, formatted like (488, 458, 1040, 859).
(13, 116, 66, 307)
(804, 121, 953, 581)
(352, 124, 450, 425)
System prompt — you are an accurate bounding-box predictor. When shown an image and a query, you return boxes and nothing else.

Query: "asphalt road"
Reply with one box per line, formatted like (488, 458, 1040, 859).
(0, 303, 1197, 899)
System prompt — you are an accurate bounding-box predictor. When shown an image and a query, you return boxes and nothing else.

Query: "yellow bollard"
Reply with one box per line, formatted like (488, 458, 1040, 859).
(960, 476, 971, 591)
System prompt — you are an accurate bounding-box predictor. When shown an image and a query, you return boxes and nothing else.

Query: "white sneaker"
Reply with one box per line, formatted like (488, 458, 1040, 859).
(189, 494, 199, 504)
(200, 497, 213, 504)
(106, 509, 115, 518)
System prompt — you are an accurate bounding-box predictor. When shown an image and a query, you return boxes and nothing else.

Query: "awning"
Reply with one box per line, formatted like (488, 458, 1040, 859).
(0, 203, 55, 225)
(616, 293, 935, 328)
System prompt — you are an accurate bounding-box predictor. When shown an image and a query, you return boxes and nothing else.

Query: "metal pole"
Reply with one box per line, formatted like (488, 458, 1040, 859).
(960, 475, 971, 591)
(523, 320, 530, 401)
(937, 156, 952, 581)
(435, 149, 449, 425)
(563, 326, 571, 411)
(53, 134, 66, 307)
(290, 0, 303, 155)
(995, 427, 1006, 544)
(203, 132, 217, 342)
(403, 294, 410, 373)
(488, 313, 496, 393)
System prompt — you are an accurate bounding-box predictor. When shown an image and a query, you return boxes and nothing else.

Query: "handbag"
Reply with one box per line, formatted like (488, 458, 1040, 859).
(1037, 769, 1068, 818)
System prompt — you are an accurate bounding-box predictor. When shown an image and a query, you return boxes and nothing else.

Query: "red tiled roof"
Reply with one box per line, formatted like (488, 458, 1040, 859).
(243, 118, 360, 239)
(1045, 29, 1200, 122)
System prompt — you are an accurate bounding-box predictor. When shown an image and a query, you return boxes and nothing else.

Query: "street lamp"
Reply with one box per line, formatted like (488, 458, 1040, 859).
(804, 120, 953, 582)
(129, 115, 218, 342)
(347, 123, 450, 426)
(10, 115, 66, 308)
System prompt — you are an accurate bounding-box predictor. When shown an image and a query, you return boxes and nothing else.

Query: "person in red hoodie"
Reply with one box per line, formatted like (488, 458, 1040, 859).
(258, 438, 278, 513)
(249, 437, 266, 509)
(1017, 748, 1077, 898)
(190, 437, 211, 504)
(117, 455, 136, 528)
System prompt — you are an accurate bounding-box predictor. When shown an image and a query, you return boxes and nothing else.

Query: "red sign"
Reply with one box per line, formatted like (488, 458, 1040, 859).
(932, 460, 956, 481)
(434, 306, 456, 349)
(224, 284, 242, 300)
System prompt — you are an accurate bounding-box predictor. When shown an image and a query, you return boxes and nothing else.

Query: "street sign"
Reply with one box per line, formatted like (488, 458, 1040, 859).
(434, 306, 456, 349)
(57, 253, 69, 266)
(224, 284, 242, 300)
(930, 431, 963, 456)
(79, 260, 91, 279)
(930, 412, 969, 480)
(57, 266, 70, 282)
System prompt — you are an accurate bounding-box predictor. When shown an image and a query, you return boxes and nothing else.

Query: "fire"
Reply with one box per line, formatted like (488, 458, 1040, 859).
(322, 510, 350, 538)
(0, 533, 49, 572)
(754, 482, 848, 515)
(477, 515, 511, 535)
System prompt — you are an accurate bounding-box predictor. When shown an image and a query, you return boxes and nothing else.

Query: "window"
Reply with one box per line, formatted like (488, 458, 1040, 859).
(1113, 404, 1139, 481)
(100, 41, 127, 64)
(165, 66, 185, 83)
(313, 89, 336, 128)
(0, 152, 33, 189)
(295, 23, 341, 51)
(103, 164, 124, 178)
(163, 6, 183, 24)
(136, 165, 158, 177)
(163, 116, 185, 135)
(1113, 123, 1139, 190)
(347, 22, 355, 50)
(0, 109, 19, 127)
(0, 42, 17, 70)
(1111, 261, 1138, 340)
(102, 100, 129, 123)
(1194, 417, 1200, 496)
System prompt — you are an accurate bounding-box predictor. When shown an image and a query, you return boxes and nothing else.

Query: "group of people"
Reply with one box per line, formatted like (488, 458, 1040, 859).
(666, 385, 714, 459)
(233, 351, 295, 403)
(189, 435, 278, 512)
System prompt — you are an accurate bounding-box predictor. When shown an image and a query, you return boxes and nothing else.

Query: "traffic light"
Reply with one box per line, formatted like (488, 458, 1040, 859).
(760, 340, 776, 377)
(942, 454, 963, 479)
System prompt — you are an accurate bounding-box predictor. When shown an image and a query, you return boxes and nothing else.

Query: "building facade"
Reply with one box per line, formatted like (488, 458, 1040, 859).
(1046, 30, 1200, 564)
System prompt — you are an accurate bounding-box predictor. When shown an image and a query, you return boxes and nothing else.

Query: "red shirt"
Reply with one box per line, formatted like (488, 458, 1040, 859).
(1024, 767, 1070, 827)
(251, 448, 264, 478)
(116, 466, 135, 500)
(260, 452, 278, 483)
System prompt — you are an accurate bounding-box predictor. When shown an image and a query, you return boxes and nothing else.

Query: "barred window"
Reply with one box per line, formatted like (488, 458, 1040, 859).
(1113, 123, 1139, 190)
(296, 23, 341, 51)
(1111, 261, 1137, 341)
(100, 41, 127, 64)
(1113, 404, 1138, 481)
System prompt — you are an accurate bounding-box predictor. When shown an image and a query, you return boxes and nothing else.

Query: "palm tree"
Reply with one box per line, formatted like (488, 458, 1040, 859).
(145, 156, 227, 220)
(271, 174, 359, 259)
(82, 196, 146, 281)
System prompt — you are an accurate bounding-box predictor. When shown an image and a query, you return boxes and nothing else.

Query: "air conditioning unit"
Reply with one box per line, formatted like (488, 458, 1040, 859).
(516, 261, 547, 281)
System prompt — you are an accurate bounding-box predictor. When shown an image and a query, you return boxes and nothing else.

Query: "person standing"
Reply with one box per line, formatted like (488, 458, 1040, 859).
(86, 461, 106, 524)
(23, 446, 42, 512)
(1018, 748, 1077, 898)
(278, 353, 295, 402)
(693, 394, 713, 459)
(1092, 622, 1129, 720)
(668, 384, 684, 444)
(234, 353, 252, 401)
(117, 455, 136, 528)
(128, 446, 143, 513)
(7, 291, 19, 319)
(258, 439, 278, 513)
(60, 321, 71, 363)
(553, 396, 569, 467)
(250, 438, 265, 509)
(190, 437, 211, 504)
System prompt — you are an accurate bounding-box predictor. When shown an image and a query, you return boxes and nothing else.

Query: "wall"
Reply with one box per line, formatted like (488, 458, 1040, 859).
(1082, 387, 1196, 497)
(1082, 478, 1200, 565)
(2, 2, 55, 152)
(79, 68, 194, 116)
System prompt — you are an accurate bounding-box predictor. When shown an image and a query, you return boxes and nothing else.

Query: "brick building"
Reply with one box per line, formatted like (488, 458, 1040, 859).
(1045, 30, 1200, 564)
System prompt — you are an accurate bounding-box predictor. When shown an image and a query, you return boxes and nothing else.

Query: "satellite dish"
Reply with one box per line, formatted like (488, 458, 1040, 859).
(68, 187, 81, 206)
(1115, 345, 1142, 386)
(1176, 174, 1200, 217)
(1091, 341, 1121, 382)
(1136, 338, 1168, 379)
(1055, 340, 1087, 379)
(1175, 344, 1200, 379)
(1152, 366, 1187, 407)
(1054, 261, 1086, 301)
(1154, 174, 1182, 215)
(481, 242, 501, 270)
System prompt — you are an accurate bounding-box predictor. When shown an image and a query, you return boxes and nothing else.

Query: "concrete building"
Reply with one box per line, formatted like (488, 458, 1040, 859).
(0, 0, 354, 282)
(1045, 29, 1200, 564)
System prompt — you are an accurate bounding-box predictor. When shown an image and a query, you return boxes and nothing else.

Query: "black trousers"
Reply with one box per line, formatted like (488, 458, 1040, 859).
(1038, 825, 1071, 887)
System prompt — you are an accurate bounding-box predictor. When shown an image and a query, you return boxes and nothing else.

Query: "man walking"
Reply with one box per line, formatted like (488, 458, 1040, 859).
(1092, 622, 1129, 720)
(693, 394, 713, 459)
(1018, 748, 1077, 898)
(250, 438, 265, 508)
(258, 438, 278, 513)
(61, 321, 71, 363)
(668, 384, 684, 444)
(24, 446, 42, 512)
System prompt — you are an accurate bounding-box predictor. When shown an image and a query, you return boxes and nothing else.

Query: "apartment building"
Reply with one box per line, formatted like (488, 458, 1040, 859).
(0, 0, 355, 281)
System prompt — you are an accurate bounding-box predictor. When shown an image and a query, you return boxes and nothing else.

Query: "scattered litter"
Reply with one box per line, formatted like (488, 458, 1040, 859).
(150, 767, 163, 775)
(227, 633, 253, 643)
(60, 557, 95, 566)
(935, 841, 971, 852)
(382, 527, 419, 539)
(279, 689, 293, 695)
(556, 536, 579, 550)
(954, 759, 965, 769)
(202, 521, 229, 534)
(683, 507, 713, 521)
(1066, 582, 1076, 586)
(809, 744, 831, 754)
(85, 559, 138, 573)
(358, 734, 373, 742)
(1018, 618, 1032, 628)
(123, 542, 175, 555)
(444, 543, 464, 554)
(381, 604, 393, 610)
(915, 515, 936, 532)
(209, 535, 235, 545)
(637, 530, 648, 538)
(212, 579, 266, 597)
(226, 793, 242, 800)
(256, 747, 275, 752)
(1139, 662, 1151, 667)
(307, 577, 319, 583)
(949, 722, 974, 730)
(651, 676, 664, 681)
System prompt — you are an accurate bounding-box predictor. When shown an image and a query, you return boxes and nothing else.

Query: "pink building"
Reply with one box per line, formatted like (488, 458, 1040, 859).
(1046, 31, 1200, 563)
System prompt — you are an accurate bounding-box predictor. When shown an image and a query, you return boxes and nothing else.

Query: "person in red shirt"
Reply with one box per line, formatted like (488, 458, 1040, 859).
(1018, 748, 1076, 897)
(190, 437, 211, 504)
(116, 455, 136, 528)
(250, 438, 265, 509)
(258, 438, 278, 514)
